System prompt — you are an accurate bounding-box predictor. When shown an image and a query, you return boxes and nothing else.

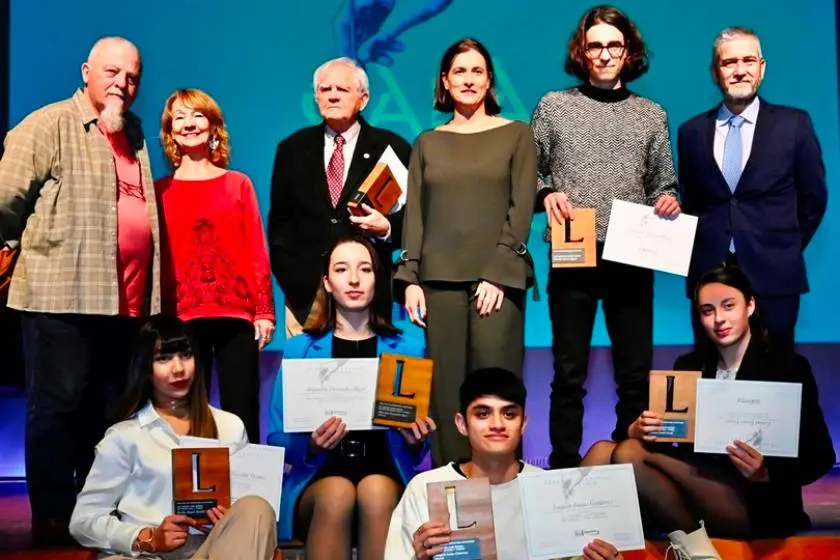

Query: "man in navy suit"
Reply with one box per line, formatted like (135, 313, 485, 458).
(678, 27, 827, 348)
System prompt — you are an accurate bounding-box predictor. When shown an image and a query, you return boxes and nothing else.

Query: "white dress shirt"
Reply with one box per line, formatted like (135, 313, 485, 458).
(324, 120, 362, 187)
(713, 96, 760, 174)
(69, 403, 248, 558)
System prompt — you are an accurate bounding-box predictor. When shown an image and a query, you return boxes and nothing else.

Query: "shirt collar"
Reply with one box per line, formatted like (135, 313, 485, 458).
(136, 400, 162, 427)
(73, 88, 99, 127)
(325, 120, 361, 144)
(72, 87, 143, 135)
(716, 96, 760, 126)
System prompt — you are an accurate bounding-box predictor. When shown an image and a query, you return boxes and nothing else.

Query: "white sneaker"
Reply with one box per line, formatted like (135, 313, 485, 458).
(665, 521, 722, 560)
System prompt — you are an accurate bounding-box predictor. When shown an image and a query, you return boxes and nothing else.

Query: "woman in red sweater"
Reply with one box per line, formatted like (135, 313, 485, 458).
(156, 88, 275, 442)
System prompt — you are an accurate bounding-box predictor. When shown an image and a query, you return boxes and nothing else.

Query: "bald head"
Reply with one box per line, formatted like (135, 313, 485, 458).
(81, 36, 142, 129)
(87, 37, 141, 68)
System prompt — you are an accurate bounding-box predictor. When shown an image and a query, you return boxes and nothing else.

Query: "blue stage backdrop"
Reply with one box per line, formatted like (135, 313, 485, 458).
(8, 0, 839, 350)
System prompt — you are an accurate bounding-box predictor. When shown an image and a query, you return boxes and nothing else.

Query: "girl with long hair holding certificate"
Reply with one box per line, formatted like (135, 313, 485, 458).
(593, 264, 834, 558)
(267, 236, 435, 560)
(69, 317, 278, 559)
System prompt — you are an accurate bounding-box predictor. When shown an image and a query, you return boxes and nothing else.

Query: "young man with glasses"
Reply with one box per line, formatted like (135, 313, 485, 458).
(531, 5, 680, 470)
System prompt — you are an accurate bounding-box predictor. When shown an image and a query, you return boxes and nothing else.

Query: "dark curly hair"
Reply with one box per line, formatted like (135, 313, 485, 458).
(564, 5, 650, 83)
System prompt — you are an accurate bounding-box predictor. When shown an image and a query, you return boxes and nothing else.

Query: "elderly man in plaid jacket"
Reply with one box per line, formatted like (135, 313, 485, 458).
(0, 36, 161, 546)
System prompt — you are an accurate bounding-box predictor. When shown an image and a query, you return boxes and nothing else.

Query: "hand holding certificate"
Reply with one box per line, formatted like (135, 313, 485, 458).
(694, 379, 802, 458)
(602, 199, 698, 276)
(281, 358, 379, 433)
(519, 465, 645, 560)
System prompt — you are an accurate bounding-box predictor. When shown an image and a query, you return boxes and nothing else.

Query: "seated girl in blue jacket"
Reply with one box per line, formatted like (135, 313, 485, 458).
(267, 235, 435, 559)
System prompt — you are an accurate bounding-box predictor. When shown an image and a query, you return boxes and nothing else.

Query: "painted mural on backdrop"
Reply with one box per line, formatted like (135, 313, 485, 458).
(301, 0, 532, 132)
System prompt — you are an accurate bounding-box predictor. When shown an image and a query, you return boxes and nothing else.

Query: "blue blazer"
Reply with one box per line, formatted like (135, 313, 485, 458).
(677, 99, 827, 297)
(266, 331, 428, 541)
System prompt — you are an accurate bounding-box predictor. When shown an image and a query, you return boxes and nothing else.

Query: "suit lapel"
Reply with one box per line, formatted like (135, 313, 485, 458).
(702, 109, 732, 195)
(732, 337, 764, 382)
(307, 125, 333, 210)
(737, 100, 773, 192)
(339, 120, 379, 208)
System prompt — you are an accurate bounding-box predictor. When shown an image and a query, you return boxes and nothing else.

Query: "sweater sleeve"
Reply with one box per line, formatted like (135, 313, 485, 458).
(644, 109, 679, 204)
(531, 97, 555, 212)
(239, 174, 276, 323)
(480, 124, 537, 289)
(394, 136, 424, 286)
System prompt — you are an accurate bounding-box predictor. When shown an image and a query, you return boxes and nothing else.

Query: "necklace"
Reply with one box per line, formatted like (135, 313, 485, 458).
(158, 399, 189, 415)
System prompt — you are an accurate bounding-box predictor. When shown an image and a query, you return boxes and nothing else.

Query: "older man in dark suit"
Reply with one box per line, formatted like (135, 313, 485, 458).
(268, 57, 411, 336)
(678, 27, 827, 349)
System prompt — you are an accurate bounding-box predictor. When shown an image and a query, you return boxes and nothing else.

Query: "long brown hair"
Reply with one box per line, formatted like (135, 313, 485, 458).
(118, 316, 218, 438)
(304, 236, 401, 337)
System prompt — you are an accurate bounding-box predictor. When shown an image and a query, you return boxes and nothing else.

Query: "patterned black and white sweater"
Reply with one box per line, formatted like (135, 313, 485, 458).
(531, 83, 678, 241)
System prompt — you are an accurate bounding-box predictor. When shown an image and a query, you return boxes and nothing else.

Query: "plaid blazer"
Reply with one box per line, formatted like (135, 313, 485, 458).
(0, 89, 161, 315)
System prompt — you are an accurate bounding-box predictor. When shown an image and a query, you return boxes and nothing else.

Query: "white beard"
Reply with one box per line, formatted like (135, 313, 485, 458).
(99, 100, 125, 133)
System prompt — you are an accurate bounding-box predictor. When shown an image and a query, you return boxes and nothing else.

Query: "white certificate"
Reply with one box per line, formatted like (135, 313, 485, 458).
(281, 358, 379, 433)
(377, 144, 408, 213)
(519, 464, 645, 559)
(179, 437, 286, 520)
(602, 199, 698, 276)
(694, 379, 802, 458)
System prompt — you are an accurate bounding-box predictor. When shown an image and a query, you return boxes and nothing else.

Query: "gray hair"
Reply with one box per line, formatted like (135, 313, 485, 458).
(312, 57, 369, 95)
(711, 27, 763, 67)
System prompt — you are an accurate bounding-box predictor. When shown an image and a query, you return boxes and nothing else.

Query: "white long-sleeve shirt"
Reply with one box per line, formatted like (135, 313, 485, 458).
(384, 461, 543, 560)
(69, 402, 247, 557)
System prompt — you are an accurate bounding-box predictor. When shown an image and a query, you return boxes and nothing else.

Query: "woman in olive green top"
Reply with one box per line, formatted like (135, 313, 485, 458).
(395, 37, 537, 466)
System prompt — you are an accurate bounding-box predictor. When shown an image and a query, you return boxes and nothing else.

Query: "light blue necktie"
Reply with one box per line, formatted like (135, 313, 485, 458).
(722, 114, 745, 252)
(722, 114, 745, 192)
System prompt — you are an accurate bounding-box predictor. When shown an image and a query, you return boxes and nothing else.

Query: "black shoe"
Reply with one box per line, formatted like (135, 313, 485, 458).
(31, 518, 76, 548)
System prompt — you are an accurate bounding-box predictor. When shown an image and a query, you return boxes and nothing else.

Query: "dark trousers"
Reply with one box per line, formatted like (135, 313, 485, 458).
(423, 282, 525, 467)
(547, 252, 653, 469)
(189, 317, 260, 442)
(0, 305, 24, 388)
(21, 312, 141, 523)
(690, 253, 800, 354)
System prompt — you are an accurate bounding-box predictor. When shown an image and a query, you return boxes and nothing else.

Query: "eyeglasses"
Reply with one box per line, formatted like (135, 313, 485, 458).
(585, 41, 625, 59)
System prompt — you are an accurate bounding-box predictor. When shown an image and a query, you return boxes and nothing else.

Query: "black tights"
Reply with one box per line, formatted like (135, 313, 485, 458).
(609, 439, 750, 537)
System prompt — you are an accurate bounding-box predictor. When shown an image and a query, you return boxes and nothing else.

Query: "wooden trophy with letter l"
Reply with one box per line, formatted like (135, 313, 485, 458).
(372, 353, 433, 429)
(550, 208, 597, 268)
(347, 162, 402, 217)
(172, 447, 231, 525)
(648, 370, 702, 442)
(427, 478, 497, 560)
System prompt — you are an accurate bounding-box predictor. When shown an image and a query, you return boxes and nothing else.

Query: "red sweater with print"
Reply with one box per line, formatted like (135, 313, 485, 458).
(156, 170, 275, 323)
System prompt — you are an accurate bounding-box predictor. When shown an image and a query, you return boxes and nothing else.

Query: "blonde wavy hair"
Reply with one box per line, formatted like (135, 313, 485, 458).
(160, 88, 230, 169)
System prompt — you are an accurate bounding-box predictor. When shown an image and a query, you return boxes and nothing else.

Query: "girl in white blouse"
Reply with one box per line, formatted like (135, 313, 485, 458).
(69, 316, 279, 559)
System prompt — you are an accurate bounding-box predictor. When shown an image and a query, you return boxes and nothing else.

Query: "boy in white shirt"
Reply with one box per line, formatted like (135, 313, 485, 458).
(385, 368, 623, 560)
